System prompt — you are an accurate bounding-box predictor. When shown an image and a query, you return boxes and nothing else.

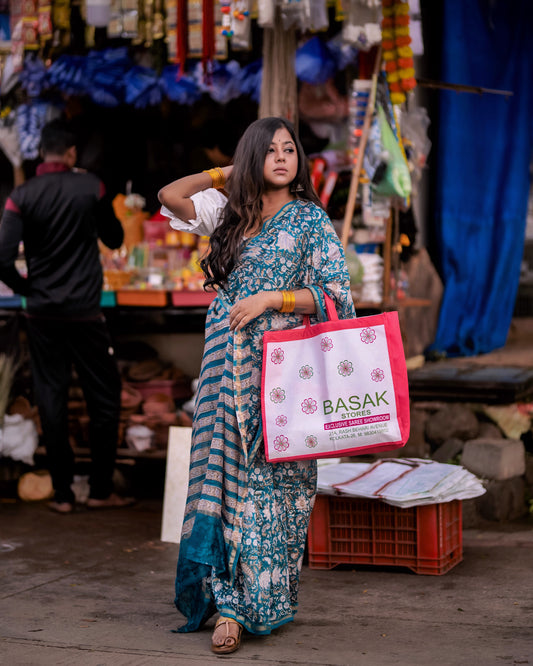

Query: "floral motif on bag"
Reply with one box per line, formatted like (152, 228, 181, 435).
(270, 387, 286, 403)
(275, 415, 288, 427)
(301, 397, 318, 414)
(320, 336, 334, 352)
(273, 435, 290, 452)
(305, 435, 319, 448)
(360, 328, 377, 344)
(299, 365, 314, 379)
(271, 348, 285, 364)
(371, 368, 385, 382)
(337, 360, 354, 377)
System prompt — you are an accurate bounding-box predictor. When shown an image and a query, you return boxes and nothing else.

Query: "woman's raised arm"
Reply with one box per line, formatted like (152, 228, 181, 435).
(158, 165, 233, 221)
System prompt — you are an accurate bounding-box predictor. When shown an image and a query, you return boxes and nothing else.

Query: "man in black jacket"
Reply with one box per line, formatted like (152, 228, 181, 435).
(0, 119, 132, 513)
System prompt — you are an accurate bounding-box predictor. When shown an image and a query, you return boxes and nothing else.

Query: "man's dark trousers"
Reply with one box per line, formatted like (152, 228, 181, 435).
(25, 314, 121, 504)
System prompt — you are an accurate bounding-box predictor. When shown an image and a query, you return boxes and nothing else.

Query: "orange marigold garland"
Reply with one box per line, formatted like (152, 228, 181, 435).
(381, 0, 416, 105)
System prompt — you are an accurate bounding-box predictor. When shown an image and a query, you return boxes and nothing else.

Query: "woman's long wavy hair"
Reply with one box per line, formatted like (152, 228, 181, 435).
(200, 116, 322, 290)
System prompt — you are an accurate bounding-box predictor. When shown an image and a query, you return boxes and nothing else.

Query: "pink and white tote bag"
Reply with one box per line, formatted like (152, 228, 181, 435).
(262, 296, 410, 462)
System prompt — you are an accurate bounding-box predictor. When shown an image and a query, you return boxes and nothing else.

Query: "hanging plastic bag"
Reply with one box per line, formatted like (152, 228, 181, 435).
(400, 106, 432, 183)
(295, 37, 336, 85)
(0, 414, 38, 465)
(371, 105, 411, 199)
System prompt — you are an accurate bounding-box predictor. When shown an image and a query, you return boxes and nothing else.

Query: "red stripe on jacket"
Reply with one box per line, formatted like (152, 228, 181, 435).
(4, 197, 20, 213)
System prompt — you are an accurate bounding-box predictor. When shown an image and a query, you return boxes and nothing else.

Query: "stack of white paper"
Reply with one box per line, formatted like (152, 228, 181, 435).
(317, 458, 486, 507)
(316, 461, 372, 495)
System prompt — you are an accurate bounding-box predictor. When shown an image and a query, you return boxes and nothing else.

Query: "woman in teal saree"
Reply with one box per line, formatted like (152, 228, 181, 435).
(159, 117, 355, 654)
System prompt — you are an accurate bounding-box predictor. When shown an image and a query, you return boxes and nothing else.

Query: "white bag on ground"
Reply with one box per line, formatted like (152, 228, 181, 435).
(0, 414, 38, 465)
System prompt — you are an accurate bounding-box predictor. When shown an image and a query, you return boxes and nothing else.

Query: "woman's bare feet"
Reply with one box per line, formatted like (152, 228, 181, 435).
(86, 493, 135, 509)
(47, 501, 74, 514)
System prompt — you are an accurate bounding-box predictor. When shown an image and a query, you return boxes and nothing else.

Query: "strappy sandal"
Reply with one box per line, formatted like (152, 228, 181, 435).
(211, 616, 243, 655)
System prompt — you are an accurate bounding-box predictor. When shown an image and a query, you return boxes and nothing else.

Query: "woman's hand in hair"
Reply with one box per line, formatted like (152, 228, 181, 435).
(229, 291, 279, 331)
(158, 165, 233, 221)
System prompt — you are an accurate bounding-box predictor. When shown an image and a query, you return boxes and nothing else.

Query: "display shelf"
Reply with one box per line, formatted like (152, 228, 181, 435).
(3, 289, 429, 313)
(111, 290, 216, 308)
(355, 297, 432, 311)
(0, 295, 22, 308)
(130, 378, 191, 401)
(35, 445, 167, 460)
(355, 300, 383, 310)
(396, 297, 433, 308)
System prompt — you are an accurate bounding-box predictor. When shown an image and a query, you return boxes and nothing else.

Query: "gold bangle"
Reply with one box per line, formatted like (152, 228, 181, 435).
(279, 290, 295, 313)
(203, 167, 226, 190)
(214, 167, 225, 189)
(286, 291, 295, 312)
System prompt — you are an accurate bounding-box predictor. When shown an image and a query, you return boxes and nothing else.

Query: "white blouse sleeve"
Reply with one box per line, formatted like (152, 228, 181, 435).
(159, 189, 228, 237)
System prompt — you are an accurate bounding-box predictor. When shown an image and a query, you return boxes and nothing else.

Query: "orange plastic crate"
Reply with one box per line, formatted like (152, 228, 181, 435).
(307, 495, 463, 575)
(116, 290, 168, 307)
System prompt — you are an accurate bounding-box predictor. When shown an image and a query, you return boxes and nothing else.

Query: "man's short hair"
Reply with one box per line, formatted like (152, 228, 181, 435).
(40, 119, 77, 157)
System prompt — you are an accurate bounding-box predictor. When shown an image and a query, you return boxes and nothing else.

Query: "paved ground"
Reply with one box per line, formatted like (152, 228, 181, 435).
(1, 498, 533, 666)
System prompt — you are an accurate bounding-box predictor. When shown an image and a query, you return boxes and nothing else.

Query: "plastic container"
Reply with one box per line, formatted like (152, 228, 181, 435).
(142, 391, 175, 416)
(116, 290, 168, 307)
(143, 219, 168, 245)
(85, 0, 111, 27)
(170, 291, 216, 307)
(0, 295, 22, 308)
(103, 269, 133, 291)
(130, 378, 191, 402)
(125, 424, 154, 452)
(100, 291, 116, 307)
(307, 495, 463, 575)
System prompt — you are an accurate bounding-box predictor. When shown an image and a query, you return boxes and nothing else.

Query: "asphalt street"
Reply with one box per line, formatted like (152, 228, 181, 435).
(1, 498, 532, 666)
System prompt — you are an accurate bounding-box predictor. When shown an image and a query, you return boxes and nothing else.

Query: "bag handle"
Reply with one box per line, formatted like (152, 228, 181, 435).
(324, 293, 339, 321)
(304, 291, 339, 329)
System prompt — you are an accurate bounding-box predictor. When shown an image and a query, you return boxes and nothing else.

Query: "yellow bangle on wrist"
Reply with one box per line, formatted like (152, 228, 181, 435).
(203, 167, 226, 190)
(279, 290, 296, 313)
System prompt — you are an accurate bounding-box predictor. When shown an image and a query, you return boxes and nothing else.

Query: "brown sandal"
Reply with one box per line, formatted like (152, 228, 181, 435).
(211, 617, 243, 655)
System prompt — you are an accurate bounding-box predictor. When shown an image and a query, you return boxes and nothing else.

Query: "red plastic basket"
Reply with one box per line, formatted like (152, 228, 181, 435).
(307, 495, 463, 575)
(130, 378, 191, 401)
(171, 291, 216, 307)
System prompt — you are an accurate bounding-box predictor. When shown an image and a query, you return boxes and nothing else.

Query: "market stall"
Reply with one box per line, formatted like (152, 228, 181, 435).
(0, 0, 434, 461)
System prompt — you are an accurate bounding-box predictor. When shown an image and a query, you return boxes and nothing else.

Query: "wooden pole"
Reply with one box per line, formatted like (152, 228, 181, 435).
(391, 201, 401, 306)
(13, 165, 25, 187)
(341, 47, 382, 249)
(382, 209, 393, 306)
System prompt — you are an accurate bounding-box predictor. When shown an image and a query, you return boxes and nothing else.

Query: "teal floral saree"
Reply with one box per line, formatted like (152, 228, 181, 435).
(174, 199, 355, 634)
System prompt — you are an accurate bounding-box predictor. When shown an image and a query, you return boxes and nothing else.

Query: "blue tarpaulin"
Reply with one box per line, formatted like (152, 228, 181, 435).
(430, 0, 533, 356)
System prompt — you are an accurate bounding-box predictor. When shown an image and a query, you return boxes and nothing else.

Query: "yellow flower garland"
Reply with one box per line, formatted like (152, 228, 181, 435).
(381, 0, 416, 105)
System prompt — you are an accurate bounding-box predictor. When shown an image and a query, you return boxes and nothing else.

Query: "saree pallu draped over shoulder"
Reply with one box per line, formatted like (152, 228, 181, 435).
(174, 200, 356, 634)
